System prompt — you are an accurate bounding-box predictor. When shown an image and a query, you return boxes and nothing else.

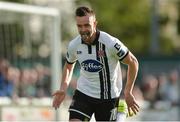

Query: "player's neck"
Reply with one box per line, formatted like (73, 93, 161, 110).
(90, 31, 96, 43)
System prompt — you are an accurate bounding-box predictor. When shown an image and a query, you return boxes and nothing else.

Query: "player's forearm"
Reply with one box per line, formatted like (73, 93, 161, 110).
(60, 62, 75, 92)
(124, 55, 139, 95)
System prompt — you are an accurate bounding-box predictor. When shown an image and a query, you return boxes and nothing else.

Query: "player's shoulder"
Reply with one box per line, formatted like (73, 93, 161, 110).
(99, 31, 120, 47)
(100, 31, 114, 40)
(68, 35, 81, 48)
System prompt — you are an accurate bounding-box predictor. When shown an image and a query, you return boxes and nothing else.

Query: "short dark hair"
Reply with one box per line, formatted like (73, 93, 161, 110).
(75, 6, 95, 17)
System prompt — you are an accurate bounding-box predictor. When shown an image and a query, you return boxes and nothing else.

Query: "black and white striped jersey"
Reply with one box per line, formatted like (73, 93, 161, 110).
(66, 30, 129, 99)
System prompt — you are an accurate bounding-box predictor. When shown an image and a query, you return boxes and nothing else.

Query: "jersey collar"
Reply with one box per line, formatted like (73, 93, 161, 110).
(81, 30, 100, 45)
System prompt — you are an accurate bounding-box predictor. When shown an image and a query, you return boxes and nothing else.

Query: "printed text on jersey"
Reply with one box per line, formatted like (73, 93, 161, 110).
(81, 59, 103, 72)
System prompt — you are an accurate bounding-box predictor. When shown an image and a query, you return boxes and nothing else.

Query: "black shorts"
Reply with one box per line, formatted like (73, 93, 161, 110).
(69, 90, 119, 121)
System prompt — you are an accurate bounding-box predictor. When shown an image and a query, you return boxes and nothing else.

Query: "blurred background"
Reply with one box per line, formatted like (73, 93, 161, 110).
(0, 0, 179, 121)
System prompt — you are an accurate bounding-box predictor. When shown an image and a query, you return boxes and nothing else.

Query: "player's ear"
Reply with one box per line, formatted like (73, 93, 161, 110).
(94, 20, 98, 27)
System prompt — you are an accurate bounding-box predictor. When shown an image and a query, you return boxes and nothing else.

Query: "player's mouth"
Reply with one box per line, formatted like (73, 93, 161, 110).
(81, 32, 90, 41)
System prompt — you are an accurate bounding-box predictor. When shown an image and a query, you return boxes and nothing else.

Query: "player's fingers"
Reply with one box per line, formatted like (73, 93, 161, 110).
(128, 104, 139, 115)
(134, 105, 140, 112)
(128, 107, 131, 115)
(52, 90, 64, 96)
(53, 102, 57, 108)
(131, 107, 138, 115)
(131, 105, 139, 114)
(53, 95, 65, 108)
(52, 91, 59, 96)
(54, 104, 59, 109)
(52, 98, 57, 106)
(53, 99, 60, 109)
(132, 102, 139, 112)
(134, 101, 140, 108)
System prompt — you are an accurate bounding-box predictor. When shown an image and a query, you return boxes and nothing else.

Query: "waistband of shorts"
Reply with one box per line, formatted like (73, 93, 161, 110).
(74, 90, 119, 103)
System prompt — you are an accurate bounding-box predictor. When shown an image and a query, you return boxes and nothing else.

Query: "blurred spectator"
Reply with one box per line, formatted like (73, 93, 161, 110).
(26, 68, 38, 97)
(0, 58, 14, 97)
(0, 58, 52, 98)
(35, 64, 51, 97)
(141, 74, 158, 107)
(156, 73, 169, 101)
(7, 66, 21, 98)
(133, 85, 144, 102)
(165, 69, 179, 106)
(18, 68, 35, 97)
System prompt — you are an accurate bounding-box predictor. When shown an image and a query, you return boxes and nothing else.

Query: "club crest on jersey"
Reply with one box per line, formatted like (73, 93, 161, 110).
(97, 50, 105, 57)
(81, 59, 103, 72)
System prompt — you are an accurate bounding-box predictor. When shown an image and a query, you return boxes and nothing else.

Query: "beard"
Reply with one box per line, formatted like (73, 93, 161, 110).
(80, 31, 91, 42)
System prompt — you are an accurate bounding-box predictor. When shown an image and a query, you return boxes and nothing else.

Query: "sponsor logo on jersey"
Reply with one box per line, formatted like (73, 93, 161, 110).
(114, 43, 121, 51)
(81, 59, 103, 72)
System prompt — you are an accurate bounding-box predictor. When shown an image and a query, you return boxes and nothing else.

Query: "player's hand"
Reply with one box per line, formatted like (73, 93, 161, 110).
(52, 90, 65, 109)
(124, 92, 140, 116)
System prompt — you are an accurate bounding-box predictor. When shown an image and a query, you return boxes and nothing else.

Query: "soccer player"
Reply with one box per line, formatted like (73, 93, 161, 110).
(52, 6, 139, 121)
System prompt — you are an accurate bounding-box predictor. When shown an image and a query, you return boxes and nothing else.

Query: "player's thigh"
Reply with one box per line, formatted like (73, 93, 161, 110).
(69, 90, 93, 121)
(94, 98, 118, 121)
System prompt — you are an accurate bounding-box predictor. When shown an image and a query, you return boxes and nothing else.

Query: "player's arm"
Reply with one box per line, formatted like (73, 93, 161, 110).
(60, 61, 76, 92)
(121, 51, 139, 115)
(52, 61, 76, 109)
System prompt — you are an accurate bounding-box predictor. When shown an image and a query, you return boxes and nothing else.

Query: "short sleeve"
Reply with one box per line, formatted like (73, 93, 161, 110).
(66, 42, 77, 64)
(111, 38, 129, 61)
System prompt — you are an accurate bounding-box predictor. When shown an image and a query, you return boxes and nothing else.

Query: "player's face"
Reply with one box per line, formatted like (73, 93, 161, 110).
(76, 14, 97, 44)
